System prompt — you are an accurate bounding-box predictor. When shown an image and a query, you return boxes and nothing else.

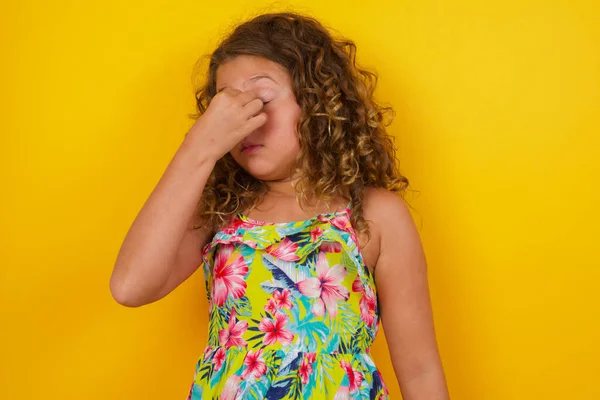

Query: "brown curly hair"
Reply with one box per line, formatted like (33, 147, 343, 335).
(189, 11, 409, 237)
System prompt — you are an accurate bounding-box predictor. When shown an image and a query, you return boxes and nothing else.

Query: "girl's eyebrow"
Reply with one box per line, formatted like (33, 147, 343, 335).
(217, 75, 278, 93)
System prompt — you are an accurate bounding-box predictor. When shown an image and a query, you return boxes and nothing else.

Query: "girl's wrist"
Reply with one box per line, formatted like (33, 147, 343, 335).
(178, 134, 218, 170)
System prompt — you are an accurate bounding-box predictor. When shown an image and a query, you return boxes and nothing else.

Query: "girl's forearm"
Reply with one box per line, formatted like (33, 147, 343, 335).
(398, 366, 450, 400)
(109, 136, 215, 306)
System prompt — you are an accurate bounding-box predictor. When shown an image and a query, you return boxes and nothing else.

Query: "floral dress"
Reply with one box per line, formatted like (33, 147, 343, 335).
(187, 204, 390, 399)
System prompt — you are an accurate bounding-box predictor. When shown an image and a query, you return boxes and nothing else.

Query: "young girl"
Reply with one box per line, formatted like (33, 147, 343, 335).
(110, 11, 449, 400)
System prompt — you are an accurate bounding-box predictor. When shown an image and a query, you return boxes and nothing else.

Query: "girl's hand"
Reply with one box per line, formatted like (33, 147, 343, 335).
(185, 88, 267, 162)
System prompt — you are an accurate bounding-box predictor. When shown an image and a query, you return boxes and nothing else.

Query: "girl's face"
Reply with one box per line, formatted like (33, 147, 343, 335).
(215, 55, 302, 181)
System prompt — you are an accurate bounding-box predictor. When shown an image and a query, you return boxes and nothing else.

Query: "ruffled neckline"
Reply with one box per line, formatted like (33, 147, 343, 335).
(201, 203, 357, 257)
(236, 205, 351, 227)
(201, 201, 375, 293)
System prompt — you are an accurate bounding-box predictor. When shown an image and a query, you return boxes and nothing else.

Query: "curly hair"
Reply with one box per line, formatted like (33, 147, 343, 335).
(189, 11, 410, 238)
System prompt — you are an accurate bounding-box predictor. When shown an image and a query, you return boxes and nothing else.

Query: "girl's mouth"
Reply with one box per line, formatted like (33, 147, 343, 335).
(241, 144, 263, 154)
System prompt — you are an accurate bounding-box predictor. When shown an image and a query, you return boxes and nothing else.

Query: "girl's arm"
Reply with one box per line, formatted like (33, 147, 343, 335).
(367, 188, 450, 399)
(109, 139, 216, 307)
(109, 88, 268, 307)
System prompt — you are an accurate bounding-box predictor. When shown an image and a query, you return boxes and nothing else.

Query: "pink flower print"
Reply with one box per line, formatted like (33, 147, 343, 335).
(219, 309, 248, 349)
(334, 386, 349, 400)
(273, 289, 293, 309)
(352, 276, 364, 293)
(359, 291, 377, 326)
(299, 352, 316, 384)
(310, 226, 324, 242)
(330, 214, 359, 246)
(297, 252, 350, 318)
(264, 289, 293, 315)
(212, 347, 226, 370)
(319, 241, 342, 253)
(241, 348, 267, 379)
(340, 360, 364, 393)
(329, 214, 351, 233)
(352, 276, 376, 326)
(317, 215, 330, 223)
(299, 357, 313, 385)
(264, 297, 278, 315)
(203, 345, 213, 358)
(221, 374, 242, 400)
(212, 244, 248, 306)
(222, 216, 266, 235)
(265, 238, 300, 261)
(258, 312, 294, 346)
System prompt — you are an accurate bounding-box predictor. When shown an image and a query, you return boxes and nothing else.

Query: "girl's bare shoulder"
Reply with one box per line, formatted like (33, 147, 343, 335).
(354, 187, 413, 271)
(362, 186, 412, 226)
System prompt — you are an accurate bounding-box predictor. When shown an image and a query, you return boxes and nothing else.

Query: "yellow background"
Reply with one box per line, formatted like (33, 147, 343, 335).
(2, 0, 599, 398)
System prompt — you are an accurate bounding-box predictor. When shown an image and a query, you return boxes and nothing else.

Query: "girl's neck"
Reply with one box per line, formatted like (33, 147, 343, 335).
(263, 176, 322, 205)
(251, 176, 348, 219)
(265, 178, 297, 198)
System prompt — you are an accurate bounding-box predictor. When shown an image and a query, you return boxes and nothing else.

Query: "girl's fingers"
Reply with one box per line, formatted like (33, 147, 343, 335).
(236, 89, 261, 106)
(236, 112, 268, 138)
(241, 98, 266, 119)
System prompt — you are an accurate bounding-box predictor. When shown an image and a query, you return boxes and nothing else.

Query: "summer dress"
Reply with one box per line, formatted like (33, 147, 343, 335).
(187, 204, 390, 399)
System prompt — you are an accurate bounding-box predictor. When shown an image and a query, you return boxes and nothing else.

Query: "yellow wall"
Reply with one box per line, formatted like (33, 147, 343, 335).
(2, 1, 598, 398)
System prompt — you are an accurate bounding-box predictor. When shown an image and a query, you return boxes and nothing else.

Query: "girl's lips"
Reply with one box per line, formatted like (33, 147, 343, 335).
(241, 144, 263, 154)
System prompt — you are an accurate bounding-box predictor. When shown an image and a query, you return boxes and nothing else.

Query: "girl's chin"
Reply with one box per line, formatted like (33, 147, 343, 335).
(239, 164, 276, 180)
(242, 165, 293, 182)
(232, 155, 297, 182)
